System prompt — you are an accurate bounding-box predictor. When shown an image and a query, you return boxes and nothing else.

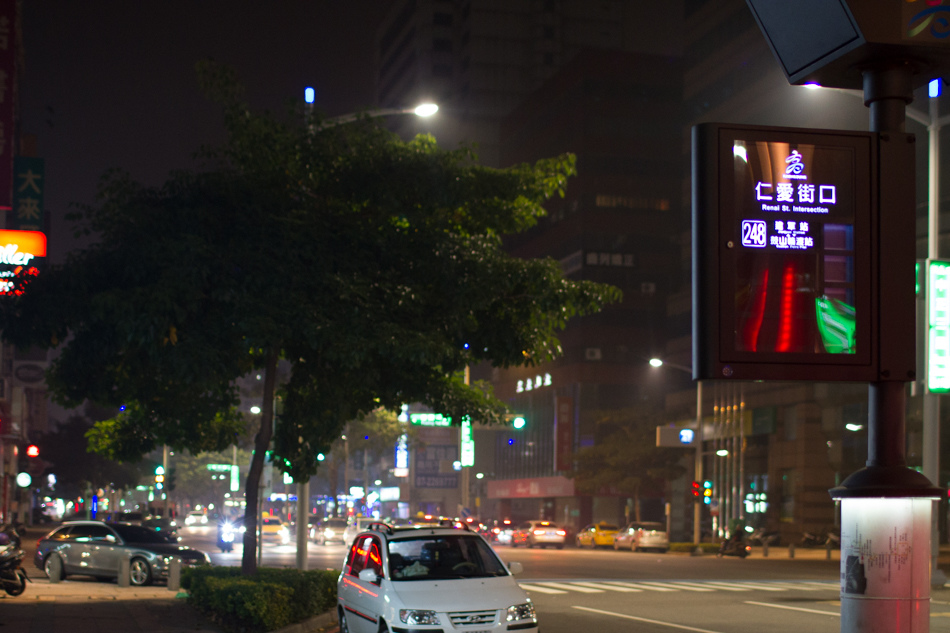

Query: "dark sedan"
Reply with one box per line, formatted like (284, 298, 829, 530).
(34, 520, 210, 586)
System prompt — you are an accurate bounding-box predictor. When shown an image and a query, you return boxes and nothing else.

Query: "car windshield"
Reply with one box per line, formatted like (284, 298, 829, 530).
(598, 524, 620, 531)
(388, 534, 508, 581)
(324, 519, 348, 528)
(111, 523, 178, 544)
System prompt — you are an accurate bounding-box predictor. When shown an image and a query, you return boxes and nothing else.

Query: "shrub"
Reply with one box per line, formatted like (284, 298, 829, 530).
(183, 566, 339, 633)
(668, 542, 721, 553)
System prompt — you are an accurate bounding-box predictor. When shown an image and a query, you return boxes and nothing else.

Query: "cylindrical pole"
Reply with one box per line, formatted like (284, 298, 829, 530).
(296, 479, 309, 570)
(692, 381, 703, 544)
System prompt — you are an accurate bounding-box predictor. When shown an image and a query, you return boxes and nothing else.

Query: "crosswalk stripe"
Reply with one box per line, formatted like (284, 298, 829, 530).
(706, 581, 784, 592)
(519, 584, 568, 594)
(572, 581, 642, 592)
(529, 581, 604, 593)
(665, 582, 717, 592)
(520, 579, 840, 595)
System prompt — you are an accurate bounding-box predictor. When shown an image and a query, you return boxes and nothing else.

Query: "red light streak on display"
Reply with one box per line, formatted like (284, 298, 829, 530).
(775, 263, 797, 352)
(743, 268, 769, 352)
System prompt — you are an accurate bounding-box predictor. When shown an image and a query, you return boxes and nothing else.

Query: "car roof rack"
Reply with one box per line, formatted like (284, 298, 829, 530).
(367, 522, 394, 535)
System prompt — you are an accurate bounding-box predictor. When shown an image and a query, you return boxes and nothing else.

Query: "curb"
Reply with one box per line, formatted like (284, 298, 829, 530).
(270, 610, 338, 633)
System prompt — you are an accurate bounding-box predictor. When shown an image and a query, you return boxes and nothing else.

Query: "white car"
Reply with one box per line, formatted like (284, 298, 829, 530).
(184, 511, 208, 526)
(613, 521, 669, 553)
(337, 521, 538, 633)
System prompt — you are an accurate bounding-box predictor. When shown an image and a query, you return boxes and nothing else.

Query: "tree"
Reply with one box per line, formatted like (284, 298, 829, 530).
(572, 407, 687, 523)
(0, 62, 621, 573)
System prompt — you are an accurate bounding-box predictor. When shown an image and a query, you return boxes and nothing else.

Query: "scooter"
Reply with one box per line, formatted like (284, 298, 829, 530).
(717, 537, 752, 558)
(0, 526, 28, 596)
(218, 522, 235, 553)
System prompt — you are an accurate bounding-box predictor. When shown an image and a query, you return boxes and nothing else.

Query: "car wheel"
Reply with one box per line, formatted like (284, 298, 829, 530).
(44, 553, 64, 581)
(556, 544, 564, 550)
(575, 537, 582, 547)
(129, 557, 152, 586)
(339, 607, 350, 633)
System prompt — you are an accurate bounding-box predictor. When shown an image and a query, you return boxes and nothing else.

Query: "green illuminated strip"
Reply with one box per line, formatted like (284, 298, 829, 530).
(929, 261, 950, 392)
(814, 296, 856, 354)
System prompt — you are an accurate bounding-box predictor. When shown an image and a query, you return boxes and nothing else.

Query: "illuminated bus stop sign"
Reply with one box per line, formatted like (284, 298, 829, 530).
(692, 123, 894, 382)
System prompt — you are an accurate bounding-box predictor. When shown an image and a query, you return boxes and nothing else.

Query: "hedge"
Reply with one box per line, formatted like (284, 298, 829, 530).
(668, 542, 721, 553)
(182, 566, 339, 633)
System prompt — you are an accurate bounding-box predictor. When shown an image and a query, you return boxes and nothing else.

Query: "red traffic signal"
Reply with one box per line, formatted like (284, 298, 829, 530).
(25, 445, 39, 458)
(691, 481, 701, 498)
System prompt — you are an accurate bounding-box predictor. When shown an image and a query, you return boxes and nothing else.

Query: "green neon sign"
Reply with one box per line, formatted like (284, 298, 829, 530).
(814, 296, 856, 354)
(409, 413, 451, 427)
(929, 260, 950, 392)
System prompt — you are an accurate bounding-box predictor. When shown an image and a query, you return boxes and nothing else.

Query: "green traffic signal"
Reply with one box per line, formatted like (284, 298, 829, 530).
(512, 416, 526, 430)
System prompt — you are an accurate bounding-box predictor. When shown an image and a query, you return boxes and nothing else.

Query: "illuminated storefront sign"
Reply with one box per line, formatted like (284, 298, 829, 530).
(516, 373, 552, 393)
(460, 417, 474, 467)
(0, 229, 45, 295)
(693, 123, 876, 382)
(394, 434, 409, 477)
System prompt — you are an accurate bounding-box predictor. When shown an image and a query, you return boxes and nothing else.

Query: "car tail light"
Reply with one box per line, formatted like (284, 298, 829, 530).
(533, 529, 545, 536)
(492, 528, 500, 534)
(556, 530, 566, 536)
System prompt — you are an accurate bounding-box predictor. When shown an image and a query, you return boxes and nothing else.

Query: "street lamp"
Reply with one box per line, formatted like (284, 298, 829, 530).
(304, 86, 439, 129)
(649, 358, 704, 544)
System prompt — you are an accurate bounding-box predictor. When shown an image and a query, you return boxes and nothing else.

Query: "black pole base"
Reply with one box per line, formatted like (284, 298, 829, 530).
(830, 465, 943, 499)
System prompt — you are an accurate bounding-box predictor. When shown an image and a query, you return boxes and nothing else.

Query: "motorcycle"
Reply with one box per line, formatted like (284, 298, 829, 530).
(217, 521, 235, 553)
(717, 537, 752, 558)
(0, 525, 28, 596)
(747, 527, 780, 546)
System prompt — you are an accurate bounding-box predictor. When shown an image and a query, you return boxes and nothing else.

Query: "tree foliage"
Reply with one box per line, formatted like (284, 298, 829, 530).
(572, 407, 687, 522)
(0, 61, 621, 571)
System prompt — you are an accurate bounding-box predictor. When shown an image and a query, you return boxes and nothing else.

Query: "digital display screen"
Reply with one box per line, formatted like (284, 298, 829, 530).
(692, 123, 876, 382)
(732, 140, 857, 355)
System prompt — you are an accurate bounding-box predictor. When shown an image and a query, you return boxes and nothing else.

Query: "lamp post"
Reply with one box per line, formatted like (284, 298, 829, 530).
(304, 87, 438, 129)
(650, 358, 703, 544)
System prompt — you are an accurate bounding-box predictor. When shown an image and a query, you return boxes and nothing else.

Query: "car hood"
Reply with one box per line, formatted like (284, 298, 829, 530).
(391, 577, 526, 611)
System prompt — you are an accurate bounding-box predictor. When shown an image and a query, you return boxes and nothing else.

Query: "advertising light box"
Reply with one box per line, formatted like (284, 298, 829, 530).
(693, 123, 879, 382)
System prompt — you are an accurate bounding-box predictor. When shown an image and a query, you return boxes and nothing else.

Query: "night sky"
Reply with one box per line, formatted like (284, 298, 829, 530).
(21, 1, 389, 263)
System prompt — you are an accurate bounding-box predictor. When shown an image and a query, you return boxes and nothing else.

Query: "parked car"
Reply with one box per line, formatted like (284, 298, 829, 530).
(511, 520, 566, 549)
(34, 521, 210, 586)
(311, 517, 349, 545)
(337, 522, 538, 633)
(575, 522, 620, 549)
(613, 521, 669, 553)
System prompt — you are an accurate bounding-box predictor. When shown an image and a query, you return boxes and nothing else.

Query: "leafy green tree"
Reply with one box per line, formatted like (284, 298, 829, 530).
(572, 407, 687, 523)
(0, 62, 620, 573)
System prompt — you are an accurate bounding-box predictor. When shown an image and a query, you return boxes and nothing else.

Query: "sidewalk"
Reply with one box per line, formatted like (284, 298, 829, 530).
(0, 576, 221, 633)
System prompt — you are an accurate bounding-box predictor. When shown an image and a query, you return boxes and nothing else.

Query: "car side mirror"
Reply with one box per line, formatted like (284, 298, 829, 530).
(358, 568, 381, 584)
(508, 561, 524, 575)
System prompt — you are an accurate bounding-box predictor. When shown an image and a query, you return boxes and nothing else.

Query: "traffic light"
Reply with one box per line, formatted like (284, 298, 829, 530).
(512, 416, 526, 430)
(25, 444, 39, 458)
(166, 467, 176, 492)
(703, 480, 713, 504)
(154, 465, 165, 490)
(691, 481, 701, 498)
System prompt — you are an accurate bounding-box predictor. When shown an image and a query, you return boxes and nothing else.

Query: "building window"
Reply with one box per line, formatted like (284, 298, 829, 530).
(641, 282, 655, 296)
(434, 12, 452, 26)
(543, 25, 555, 39)
(433, 38, 452, 53)
(544, 0, 555, 11)
(543, 52, 554, 65)
(432, 64, 453, 78)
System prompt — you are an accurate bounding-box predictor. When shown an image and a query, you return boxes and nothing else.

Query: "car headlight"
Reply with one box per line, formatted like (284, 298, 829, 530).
(507, 602, 537, 623)
(399, 610, 440, 626)
(325, 529, 335, 537)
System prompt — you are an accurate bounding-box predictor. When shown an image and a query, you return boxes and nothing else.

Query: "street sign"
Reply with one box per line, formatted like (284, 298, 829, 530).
(693, 122, 915, 382)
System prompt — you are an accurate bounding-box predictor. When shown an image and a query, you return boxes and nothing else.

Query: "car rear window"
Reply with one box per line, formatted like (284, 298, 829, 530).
(599, 524, 620, 531)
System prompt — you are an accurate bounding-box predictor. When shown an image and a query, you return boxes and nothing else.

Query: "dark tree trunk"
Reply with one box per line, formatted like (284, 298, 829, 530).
(241, 349, 278, 575)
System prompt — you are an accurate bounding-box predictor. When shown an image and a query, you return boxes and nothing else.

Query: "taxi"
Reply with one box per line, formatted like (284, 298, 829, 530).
(574, 522, 620, 548)
(261, 515, 290, 545)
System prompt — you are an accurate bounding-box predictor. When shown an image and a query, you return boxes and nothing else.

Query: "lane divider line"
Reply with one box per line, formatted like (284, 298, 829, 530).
(572, 606, 725, 633)
(744, 601, 840, 617)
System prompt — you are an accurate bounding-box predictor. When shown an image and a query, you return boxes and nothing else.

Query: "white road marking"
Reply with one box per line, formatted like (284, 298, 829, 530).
(519, 583, 568, 594)
(528, 581, 604, 593)
(572, 581, 642, 592)
(573, 606, 726, 633)
(745, 601, 840, 617)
